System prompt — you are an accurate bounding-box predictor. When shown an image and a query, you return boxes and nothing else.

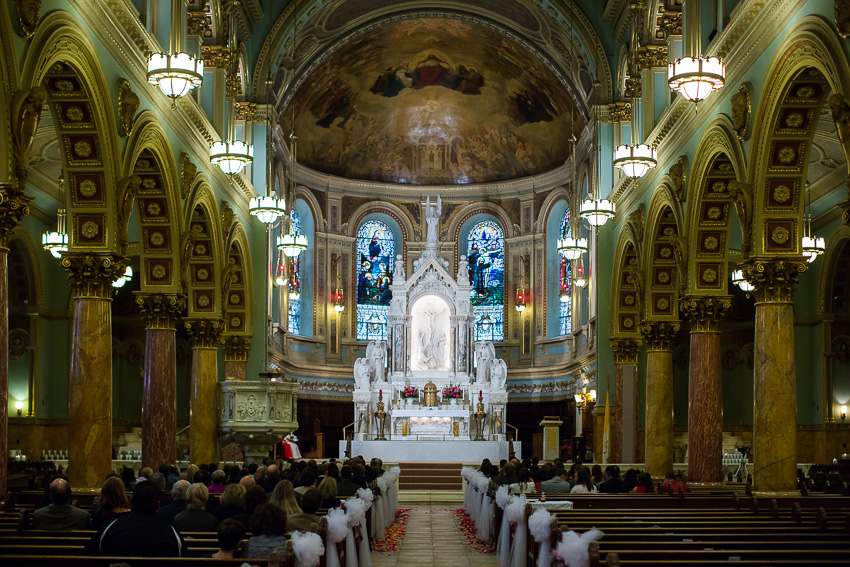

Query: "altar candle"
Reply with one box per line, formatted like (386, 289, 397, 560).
(479, 390, 483, 401)
(379, 389, 382, 400)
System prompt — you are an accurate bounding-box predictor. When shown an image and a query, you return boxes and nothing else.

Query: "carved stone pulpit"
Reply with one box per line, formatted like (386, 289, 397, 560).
(423, 381, 438, 407)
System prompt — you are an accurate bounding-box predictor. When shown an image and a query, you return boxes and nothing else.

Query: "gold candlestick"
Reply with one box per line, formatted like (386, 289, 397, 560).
(474, 401, 486, 441)
(375, 399, 387, 441)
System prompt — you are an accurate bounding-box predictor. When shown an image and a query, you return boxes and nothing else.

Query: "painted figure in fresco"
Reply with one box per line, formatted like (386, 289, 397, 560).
(414, 53, 451, 88)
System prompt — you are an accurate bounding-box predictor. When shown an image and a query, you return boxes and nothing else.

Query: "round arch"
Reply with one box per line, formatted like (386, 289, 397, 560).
(0, 4, 20, 184)
(818, 224, 850, 315)
(223, 221, 254, 336)
(184, 181, 225, 318)
(644, 184, 686, 322)
(610, 225, 643, 340)
(20, 11, 121, 247)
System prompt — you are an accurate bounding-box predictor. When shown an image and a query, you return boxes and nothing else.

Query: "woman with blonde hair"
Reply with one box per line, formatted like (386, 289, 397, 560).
(318, 476, 341, 509)
(269, 479, 301, 516)
(91, 476, 131, 529)
(215, 482, 246, 522)
(185, 464, 199, 484)
(174, 482, 218, 532)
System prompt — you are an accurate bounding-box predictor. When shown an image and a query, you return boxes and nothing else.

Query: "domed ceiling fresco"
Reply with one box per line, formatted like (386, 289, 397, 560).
(283, 17, 583, 185)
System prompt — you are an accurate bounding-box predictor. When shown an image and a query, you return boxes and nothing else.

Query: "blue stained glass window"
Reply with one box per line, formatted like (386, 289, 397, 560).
(356, 219, 394, 341)
(287, 210, 302, 335)
(559, 209, 572, 336)
(467, 220, 504, 341)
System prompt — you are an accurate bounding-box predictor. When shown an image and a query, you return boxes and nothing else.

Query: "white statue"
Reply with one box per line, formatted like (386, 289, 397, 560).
(475, 341, 495, 384)
(489, 359, 507, 392)
(424, 195, 442, 247)
(353, 358, 372, 391)
(366, 341, 387, 383)
(457, 254, 468, 284)
(416, 310, 446, 370)
(393, 254, 405, 283)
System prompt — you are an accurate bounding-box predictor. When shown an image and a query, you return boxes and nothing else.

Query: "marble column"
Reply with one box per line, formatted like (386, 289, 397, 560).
(62, 254, 128, 488)
(680, 295, 731, 483)
(136, 293, 186, 470)
(609, 338, 641, 462)
(185, 319, 223, 464)
(741, 258, 807, 493)
(0, 183, 34, 498)
(222, 335, 251, 380)
(640, 322, 679, 478)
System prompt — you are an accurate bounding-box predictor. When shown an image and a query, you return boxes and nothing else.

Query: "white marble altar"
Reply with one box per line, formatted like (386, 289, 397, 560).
(351, 195, 509, 446)
(340, 440, 521, 462)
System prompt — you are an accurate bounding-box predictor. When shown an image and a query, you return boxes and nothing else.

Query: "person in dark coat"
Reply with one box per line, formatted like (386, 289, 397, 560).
(86, 480, 183, 557)
(158, 480, 189, 524)
(174, 483, 218, 532)
(33, 478, 91, 530)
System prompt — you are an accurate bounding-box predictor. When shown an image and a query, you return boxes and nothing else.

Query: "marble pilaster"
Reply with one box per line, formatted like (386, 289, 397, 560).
(741, 258, 806, 493)
(610, 338, 641, 462)
(680, 295, 731, 483)
(62, 254, 128, 488)
(185, 319, 223, 464)
(0, 182, 34, 498)
(136, 293, 186, 470)
(640, 322, 679, 478)
(222, 335, 251, 380)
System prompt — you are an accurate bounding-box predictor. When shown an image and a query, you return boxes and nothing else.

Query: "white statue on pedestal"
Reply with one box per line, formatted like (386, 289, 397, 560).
(489, 359, 508, 392)
(353, 358, 372, 391)
(475, 341, 495, 384)
(416, 309, 447, 370)
(366, 341, 387, 383)
(425, 195, 441, 247)
(457, 255, 469, 284)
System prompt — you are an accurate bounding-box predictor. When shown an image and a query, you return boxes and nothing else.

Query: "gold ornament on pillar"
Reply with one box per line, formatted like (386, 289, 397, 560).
(62, 254, 130, 298)
(679, 295, 732, 333)
(14, 0, 40, 37)
(731, 83, 752, 141)
(117, 79, 141, 137)
(639, 321, 680, 352)
(610, 338, 642, 365)
(222, 335, 251, 362)
(739, 258, 807, 303)
(135, 293, 187, 329)
(185, 319, 224, 349)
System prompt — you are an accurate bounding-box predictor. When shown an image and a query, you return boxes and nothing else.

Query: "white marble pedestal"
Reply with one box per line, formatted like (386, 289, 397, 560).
(339, 440, 521, 462)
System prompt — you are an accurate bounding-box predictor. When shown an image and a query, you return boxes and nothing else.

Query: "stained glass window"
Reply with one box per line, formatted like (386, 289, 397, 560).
(287, 210, 302, 335)
(559, 209, 572, 336)
(467, 220, 504, 341)
(356, 219, 394, 341)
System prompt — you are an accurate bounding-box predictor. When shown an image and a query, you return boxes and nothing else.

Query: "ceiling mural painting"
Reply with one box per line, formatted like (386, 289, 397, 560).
(283, 17, 583, 185)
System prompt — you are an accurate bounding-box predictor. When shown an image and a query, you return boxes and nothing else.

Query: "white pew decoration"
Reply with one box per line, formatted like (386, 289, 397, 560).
(495, 488, 513, 567)
(528, 508, 555, 567)
(506, 493, 528, 567)
(346, 496, 370, 567)
(291, 530, 325, 567)
(554, 528, 605, 567)
(477, 478, 493, 541)
(325, 507, 349, 567)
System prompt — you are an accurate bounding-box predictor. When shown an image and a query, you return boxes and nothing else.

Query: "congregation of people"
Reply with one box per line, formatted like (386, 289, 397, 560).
(30, 456, 388, 559)
(478, 457, 689, 496)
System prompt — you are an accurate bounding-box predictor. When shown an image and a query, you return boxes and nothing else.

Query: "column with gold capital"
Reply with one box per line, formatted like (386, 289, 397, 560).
(185, 319, 223, 464)
(639, 322, 679, 478)
(136, 293, 186, 469)
(741, 258, 807, 493)
(62, 253, 129, 488)
(222, 335, 251, 380)
(0, 183, 36, 497)
(609, 338, 642, 462)
(680, 295, 731, 483)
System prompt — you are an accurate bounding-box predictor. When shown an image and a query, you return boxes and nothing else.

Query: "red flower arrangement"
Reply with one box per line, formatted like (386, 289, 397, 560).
(401, 385, 419, 399)
(442, 384, 463, 399)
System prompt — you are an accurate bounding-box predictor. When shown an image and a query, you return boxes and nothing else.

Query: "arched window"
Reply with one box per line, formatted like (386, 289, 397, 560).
(467, 220, 504, 341)
(559, 210, 572, 336)
(287, 209, 302, 334)
(356, 219, 394, 340)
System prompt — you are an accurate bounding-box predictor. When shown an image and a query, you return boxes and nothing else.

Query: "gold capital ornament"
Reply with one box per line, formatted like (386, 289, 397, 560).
(610, 338, 642, 364)
(221, 334, 251, 362)
(185, 318, 224, 349)
(679, 295, 732, 333)
(739, 257, 807, 304)
(135, 292, 187, 330)
(62, 253, 129, 299)
(639, 321, 680, 352)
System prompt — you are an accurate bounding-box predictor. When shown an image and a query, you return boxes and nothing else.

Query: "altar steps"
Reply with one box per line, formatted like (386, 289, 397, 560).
(397, 462, 464, 491)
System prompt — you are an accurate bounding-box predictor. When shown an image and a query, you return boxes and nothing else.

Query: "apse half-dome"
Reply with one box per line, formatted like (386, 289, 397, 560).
(283, 17, 583, 185)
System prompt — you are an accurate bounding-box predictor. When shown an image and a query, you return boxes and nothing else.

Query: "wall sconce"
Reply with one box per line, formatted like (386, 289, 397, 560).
(515, 254, 529, 312)
(15, 401, 23, 417)
(841, 404, 847, 421)
(331, 255, 344, 312)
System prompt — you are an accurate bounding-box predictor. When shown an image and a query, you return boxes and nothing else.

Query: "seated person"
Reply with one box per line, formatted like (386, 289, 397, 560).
(213, 518, 246, 559)
(318, 477, 342, 509)
(598, 465, 629, 494)
(661, 471, 689, 493)
(539, 467, 571, 495)
(242, 503, 288, 558)
(91, 476, 131, 530)
(508, 467, 535, 495)
(208, 469, 227, 494)
(286, 487, 323, 533)
(33, 478, 91, 530)
(87, 480, 183, 557)
(215, 483, 246, 523)
(231, 485, 268, 530)
(174, 483, 219, 532)
(570, 468, 598, 494)
(633, 472, 655, 493)
(159, 480, 190, 524)
(336, 465, 361, 497)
